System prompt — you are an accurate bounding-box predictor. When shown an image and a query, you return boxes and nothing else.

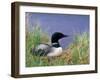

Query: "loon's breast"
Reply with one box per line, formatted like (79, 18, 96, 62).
(32, 44, 63, 56)
(47, 47, 62, 57)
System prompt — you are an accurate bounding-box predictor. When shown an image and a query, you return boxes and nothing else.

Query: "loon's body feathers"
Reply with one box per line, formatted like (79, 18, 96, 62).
(31, 32, 68, 57)
(32, 44, 51, 56)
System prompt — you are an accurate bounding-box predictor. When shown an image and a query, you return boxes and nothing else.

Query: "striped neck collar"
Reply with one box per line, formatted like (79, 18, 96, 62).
(52, 42, 60, 48)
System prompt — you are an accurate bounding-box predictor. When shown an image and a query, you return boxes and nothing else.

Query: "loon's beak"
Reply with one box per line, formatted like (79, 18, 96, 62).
(64, 35, 69, 37)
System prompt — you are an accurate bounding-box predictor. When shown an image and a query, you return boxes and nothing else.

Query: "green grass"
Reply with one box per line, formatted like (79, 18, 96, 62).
(26, 25, 50, 67)
(26, 25, 89, 67)
(70, 32, 89, 64)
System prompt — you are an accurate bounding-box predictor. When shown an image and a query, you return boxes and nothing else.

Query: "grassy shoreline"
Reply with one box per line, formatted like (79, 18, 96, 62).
(26, 26, 89, 67)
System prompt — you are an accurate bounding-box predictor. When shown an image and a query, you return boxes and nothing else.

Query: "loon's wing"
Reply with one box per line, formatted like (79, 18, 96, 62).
(32, 44, 51, 56)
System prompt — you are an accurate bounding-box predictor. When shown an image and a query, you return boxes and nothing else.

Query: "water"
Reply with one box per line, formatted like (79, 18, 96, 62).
(26, 12, 89, 48)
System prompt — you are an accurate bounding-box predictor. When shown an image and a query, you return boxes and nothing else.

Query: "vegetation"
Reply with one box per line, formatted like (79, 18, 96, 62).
(69, 32, 89, 64)
(26, 24, 50, 67)
(26, 24, 89, 67)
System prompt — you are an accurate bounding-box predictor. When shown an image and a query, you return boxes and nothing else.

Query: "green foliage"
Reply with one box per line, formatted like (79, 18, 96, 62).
(26, 24, 50, 67)
(70, 32, 89, 64)
(26, 24, 89, 67)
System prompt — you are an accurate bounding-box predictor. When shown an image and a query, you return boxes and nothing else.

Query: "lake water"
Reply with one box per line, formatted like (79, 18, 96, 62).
(26, 12, 89, 49)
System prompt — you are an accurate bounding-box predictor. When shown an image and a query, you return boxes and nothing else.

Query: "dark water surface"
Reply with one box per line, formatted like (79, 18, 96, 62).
(26, 13, 89, 48)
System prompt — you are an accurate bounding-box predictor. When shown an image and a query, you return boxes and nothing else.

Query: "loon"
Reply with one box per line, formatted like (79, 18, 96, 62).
(31, 32, 68, 57)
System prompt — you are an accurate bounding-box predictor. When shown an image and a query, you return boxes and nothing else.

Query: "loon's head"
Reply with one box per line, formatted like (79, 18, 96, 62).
(51, 32, 68, 43)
